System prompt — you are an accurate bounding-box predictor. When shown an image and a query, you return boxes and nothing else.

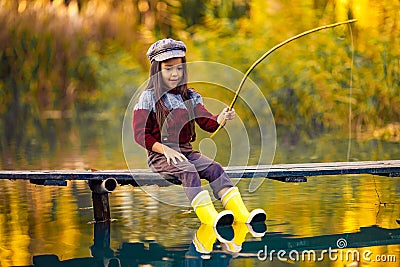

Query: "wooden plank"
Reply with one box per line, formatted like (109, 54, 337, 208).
(0, 160, 399, 186)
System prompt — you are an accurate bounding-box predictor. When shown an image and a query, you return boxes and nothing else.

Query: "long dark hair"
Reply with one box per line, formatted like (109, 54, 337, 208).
(146, 57, 195, 141)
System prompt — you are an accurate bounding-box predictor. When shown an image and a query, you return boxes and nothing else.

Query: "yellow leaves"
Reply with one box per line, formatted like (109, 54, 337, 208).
(372, 123, 400, 142)
(0, 0, 399, 141)
(17, 0, 27, 13)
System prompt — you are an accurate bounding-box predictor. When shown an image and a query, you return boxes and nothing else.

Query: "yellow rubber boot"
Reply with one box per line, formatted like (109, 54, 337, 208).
(221, 187, 266, 224)
(191, 190, 234, 227)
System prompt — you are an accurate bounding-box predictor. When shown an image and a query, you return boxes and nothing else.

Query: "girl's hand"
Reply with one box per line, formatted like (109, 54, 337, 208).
(162, 145, 188, 166)
(151, 142, 187, 165)
(217, 107, 236, 125)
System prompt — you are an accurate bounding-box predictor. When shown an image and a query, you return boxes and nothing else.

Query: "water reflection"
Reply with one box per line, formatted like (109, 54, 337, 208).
(1, 116, 399, 170)
(24, 221, 400, 267)
(1, 174, 400, 266)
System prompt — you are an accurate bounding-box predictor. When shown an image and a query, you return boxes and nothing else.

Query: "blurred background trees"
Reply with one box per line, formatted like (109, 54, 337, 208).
(0, 0, 399, 168)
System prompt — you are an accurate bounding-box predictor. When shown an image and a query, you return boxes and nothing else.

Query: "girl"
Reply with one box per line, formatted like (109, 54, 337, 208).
(133, 38, 266, 228)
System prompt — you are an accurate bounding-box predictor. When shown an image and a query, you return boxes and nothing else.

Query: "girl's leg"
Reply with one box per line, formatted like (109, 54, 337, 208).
(183, 151, 266, 224)
(148, 151, 234, 226)
(148, 151, 202, 202)
(185, 151, 234, 199)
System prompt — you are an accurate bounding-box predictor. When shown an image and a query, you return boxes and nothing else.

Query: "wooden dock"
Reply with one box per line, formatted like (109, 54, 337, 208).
(1, 160, 399, 185)
(1, 160, 399, 222)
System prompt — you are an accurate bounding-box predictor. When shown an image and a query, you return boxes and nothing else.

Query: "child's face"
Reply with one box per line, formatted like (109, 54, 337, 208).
(160, 57, 184, 89)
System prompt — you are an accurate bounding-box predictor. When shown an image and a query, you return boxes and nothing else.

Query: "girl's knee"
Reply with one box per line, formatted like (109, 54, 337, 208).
(205, 162, 225, 176)
(173, 160, 197, 173)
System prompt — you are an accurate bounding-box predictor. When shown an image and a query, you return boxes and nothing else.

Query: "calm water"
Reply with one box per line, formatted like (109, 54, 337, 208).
(1, 175, 400, 267)
(0, 119, 400, 266)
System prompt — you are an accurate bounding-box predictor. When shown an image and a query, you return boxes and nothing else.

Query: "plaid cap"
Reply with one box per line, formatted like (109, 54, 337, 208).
(146, 38, 186, 63)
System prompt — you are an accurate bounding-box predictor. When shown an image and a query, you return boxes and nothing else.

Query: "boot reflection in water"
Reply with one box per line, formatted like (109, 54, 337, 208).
(222, 222, 267, 254)
(187, 228, 233, 266)
(192, 224, 234, 254)
(191, 221, 266, 257)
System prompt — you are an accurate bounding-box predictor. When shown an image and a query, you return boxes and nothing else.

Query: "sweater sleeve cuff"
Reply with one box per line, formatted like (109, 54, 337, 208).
(145, 137, 158, 151)
(210, 114, 221, 131)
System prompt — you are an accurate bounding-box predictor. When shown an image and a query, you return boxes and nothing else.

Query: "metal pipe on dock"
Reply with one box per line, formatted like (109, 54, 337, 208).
(88, 178, 118, 222)
(89, 178, 118, 194)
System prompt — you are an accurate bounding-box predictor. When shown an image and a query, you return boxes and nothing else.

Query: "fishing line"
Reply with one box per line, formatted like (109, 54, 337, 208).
(373, 175, 384, 224)
(210, 19, 358, 138)
(373, 175, 383, 205)
(344, 26, 388, 219)
(346, 23, 355, 162)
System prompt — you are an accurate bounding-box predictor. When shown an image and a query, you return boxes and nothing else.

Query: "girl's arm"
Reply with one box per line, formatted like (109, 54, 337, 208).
(195, 105, 236, 132)
(151, 142, 188, 166)
(190, 91, 235, 132)
(133, 90, 161, 150)
(133, 109, 159, 150)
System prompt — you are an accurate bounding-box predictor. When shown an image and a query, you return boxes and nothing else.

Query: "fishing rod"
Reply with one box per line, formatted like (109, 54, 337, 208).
(210, 19, 358, 138)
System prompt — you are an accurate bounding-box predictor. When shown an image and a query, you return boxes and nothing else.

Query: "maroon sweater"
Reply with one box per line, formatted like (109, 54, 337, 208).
(133, 88, 220, 151)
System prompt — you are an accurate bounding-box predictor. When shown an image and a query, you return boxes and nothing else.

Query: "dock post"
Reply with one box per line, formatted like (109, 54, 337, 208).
(88, 178, 118, 222)
(90, 220, 121, 266)
(90, 221, 114, 259)
(92, 192, 111, 222)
